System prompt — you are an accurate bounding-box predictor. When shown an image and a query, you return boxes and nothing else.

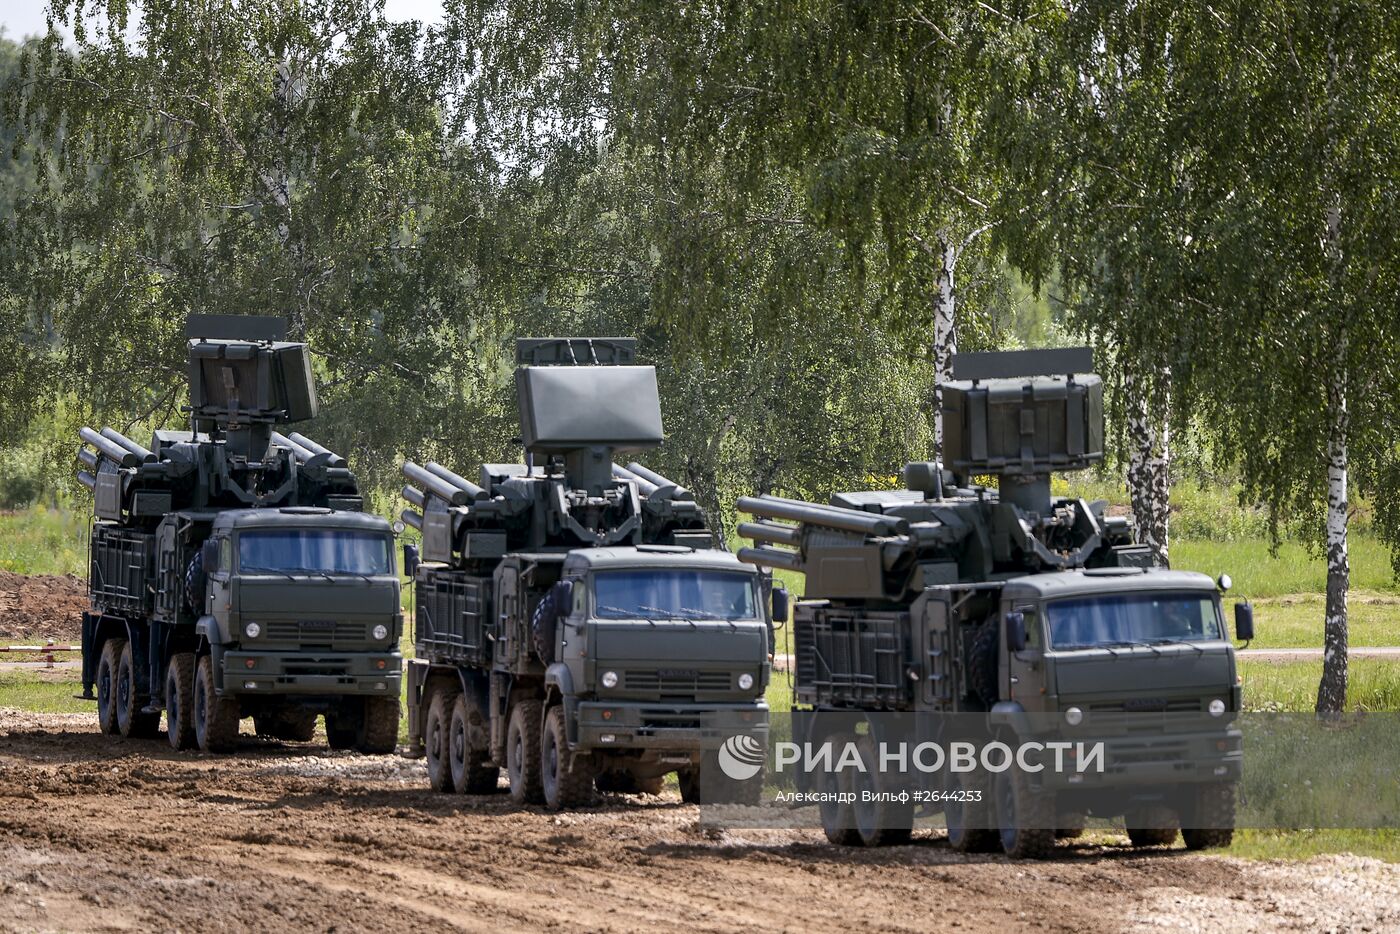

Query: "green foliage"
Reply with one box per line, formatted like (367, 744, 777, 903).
(0, 507, 88, 576)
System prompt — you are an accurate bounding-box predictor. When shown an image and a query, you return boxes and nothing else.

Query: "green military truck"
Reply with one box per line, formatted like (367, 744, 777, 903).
(77, 315, 402, 754)
(401, 338, 773, 810)
(739, 348, 1252, 857)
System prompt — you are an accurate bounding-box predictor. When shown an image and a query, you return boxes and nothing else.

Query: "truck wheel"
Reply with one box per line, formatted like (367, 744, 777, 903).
(165, 652, 197, 750)
(96, 638, 124, 735)
(277, 710, 318, 743)
(1181, 783, 1236, 850)
(1126, 805, 1178, 847)
(945, 769, 998, 853)
(633, 774, 665, 796)
(993, 767, 1056, 859)
(968, 619, 1000, 709)
(542, 705, 595, 810)
(678, 768, 702, 804)
(506, 699, 545, 805)
(450, 693, 500, 794)
(818, 731, 861, 845)
(325, 709, 359, 751)
(115, 641, 159, 739)
(851, 734, 913, 846)
(425, 689, 457, 791)
(697, 747, 764, 806)
(193, 655, 240, 753)
(595, 771, 663, 795)
(356, 697, 400, 754)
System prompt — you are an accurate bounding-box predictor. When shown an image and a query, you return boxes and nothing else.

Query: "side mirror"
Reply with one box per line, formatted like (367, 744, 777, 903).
(771, 586, 790, 627)
(402, 543, 420, 577)
(552, 578, 575, 619)
(1234, 602, 1254, 641)
(200, 539, 219, 572)
(1005, 611, 1027, 653)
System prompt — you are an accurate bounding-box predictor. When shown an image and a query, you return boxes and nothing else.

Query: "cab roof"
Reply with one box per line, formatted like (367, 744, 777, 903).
(1004, 567, 1218, 600)
(212, 507, 391, 532)
(566, 546, 752, 573)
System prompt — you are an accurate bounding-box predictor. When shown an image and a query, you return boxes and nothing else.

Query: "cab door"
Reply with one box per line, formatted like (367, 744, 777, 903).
(1002, 597, 1046, 705)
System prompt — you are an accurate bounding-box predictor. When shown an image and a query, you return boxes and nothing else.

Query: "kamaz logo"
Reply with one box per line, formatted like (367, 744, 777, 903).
(657, 668, 698, 678)
(301, 620, 337, 631)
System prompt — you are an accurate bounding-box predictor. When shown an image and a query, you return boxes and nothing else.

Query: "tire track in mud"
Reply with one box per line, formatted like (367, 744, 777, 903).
(1, 710, 1397, 933)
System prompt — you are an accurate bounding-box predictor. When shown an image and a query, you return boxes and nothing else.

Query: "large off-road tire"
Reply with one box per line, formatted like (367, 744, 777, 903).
(542, 705, 595, 810)
(1056, 812, 1087, 840)
(96, 638, 124, 735)
(633, 774, 666, 796)
(818, 731, 861, 846)
(994, 767, 1057, 859)
(450, 693, 500, 794)
(1181, 783, 1237, 851)
(1126, 806, 1179, 848)
(697, 747, 764, 806)
(325, 708, 359, 751)
(115, 641, 160, 739)
(425, 688, 457, 791)
(946, 777, 999, 852)
(193, 655, 240, 753)
(254, 708, 318, 743)
(850, 733, 913, 847)
(356, 697, 400, 754)
(165, 652, 197, 751)
(968, 618, 1000, 709)
(678, 768, 702, 804)
(506, 699, 544, 805)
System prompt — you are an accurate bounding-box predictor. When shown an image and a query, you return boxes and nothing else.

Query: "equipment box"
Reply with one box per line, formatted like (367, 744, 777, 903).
(90, 524, 155, 617)
(415, 570, 492, 666)
(794, 606, 912, 708)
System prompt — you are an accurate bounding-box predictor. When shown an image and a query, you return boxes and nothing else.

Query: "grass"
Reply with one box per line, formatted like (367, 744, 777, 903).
(1239, 658, 1400, 712)
(1231, 829, 1400, 861)
(0, 506, 89, 577)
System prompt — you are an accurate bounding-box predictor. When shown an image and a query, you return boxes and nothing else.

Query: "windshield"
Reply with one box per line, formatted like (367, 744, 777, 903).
(238, 529, 392, 576)
(592, 570, 758, 621)
(1046, 592, 1223, 649)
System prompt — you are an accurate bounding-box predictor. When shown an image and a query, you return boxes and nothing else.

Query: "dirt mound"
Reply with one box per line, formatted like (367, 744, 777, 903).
(0, 571, 87, 644)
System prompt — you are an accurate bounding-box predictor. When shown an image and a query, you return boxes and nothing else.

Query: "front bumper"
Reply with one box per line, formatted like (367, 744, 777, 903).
(218, 649, 403, 696)
(1034, 726, 1243, 791)
(574, 700, 768, 752)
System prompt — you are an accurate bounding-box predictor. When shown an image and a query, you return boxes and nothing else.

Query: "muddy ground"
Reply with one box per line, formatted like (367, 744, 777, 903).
(0, 711, 1396, 933)
(0, 573, 87, 645)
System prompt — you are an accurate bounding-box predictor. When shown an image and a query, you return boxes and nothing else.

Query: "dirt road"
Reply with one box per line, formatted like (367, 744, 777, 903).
(1, 711, 1396, 932)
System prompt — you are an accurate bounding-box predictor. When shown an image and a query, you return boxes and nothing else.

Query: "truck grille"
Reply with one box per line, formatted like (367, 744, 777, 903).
(262, 621, 365, 645)
(624, 669, 733, 694)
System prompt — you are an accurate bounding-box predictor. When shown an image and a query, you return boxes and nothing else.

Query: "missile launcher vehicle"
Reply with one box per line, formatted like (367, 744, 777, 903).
(77, 315, 402, 754)
(401, 338, 774, 809)
(739, 348, 1253, 857)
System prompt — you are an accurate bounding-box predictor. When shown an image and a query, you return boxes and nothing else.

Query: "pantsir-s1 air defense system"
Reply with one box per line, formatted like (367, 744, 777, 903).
(78, 315, 402, 754)
(740, 348, 1253, 858)
(402, 338, 773, 809)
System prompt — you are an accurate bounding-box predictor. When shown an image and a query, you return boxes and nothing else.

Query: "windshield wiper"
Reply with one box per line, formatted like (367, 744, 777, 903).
(1099, 639, 1163, 657)
(240, 565, 297, 581)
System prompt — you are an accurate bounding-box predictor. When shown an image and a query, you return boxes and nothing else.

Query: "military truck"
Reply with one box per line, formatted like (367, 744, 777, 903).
(738, 348, 1252, 857)
(400, 338, 773, 810)
(77, 315, 401, 754)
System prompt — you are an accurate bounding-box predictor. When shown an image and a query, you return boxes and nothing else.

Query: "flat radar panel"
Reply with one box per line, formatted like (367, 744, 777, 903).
(516, 365, 663, 452)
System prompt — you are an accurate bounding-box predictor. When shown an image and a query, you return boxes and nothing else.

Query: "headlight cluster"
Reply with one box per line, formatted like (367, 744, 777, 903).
(1064, 706, 1084, 726)
(244, 622, 261, 639)
(372, 624, 389, 641)
(601, 670, 619, 688)
(738, 673, 755, 691)
(1208, 697, 1227, 717)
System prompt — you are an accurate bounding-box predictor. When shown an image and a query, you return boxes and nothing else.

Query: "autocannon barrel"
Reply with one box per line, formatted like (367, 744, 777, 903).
(737, 495, 907, 537)
(737, 546, 804, 573)
(271, 431, 317, 463)
(612, 463, 659, 496)
(425, 462, 485, 500)
(626, 462, 686, 494)
(288, 432, 347, 468)
(99, 427, 156, 463)
(737, 520, 801, 547)
(400, 509, 423, 532)
(400, 484, 425, 509)
(79, 427, 138, 468)
(403, 461, 472, 507)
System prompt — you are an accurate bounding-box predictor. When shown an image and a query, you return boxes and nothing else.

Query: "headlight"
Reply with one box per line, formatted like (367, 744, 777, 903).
(244, 622, 261, 639)
(1208, 698, 1226, 717)
(1064, 706, 1084, 726)
(372, 624, 389, 641)
(738, 673, 755, 691)
(601, 670, 619, 688)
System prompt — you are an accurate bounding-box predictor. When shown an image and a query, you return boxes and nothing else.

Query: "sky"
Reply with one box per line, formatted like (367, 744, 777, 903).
(0, 0, 446, 42)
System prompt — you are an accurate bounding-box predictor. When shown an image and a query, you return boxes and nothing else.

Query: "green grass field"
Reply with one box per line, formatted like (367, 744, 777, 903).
(0, 507, 88, 576)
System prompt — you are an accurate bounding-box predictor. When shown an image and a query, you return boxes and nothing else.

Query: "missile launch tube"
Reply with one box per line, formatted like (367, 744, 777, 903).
(100, 427, 156, 463)
(77, 448, 99, 471)
(270, 431, 317, 463)
(79, 428, 138, 468)
(737, 546, 804, 573)
(737, 521, 801, 547)
(425, 462, 485, 500)
(400, 509, 423, 531)
(400, 484, 425, 509)
(77, 470, 97, 490)
(403, 461, 471, 507)
(737, 495, 907, 537)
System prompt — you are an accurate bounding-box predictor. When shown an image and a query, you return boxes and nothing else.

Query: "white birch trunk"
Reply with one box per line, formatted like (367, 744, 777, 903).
(1124, 364, 1171, 567)
(932, 233, 957, 460)
(1317, 201, 1349, 716)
